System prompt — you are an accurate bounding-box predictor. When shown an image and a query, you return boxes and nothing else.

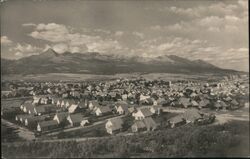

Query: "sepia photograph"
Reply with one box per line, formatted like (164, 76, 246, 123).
(1, 0, 249, 158)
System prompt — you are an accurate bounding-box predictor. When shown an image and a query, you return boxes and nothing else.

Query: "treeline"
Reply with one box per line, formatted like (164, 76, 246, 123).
(2, 121, 249, 158)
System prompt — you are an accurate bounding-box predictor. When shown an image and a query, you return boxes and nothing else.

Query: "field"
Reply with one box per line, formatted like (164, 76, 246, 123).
(2, 72, 224, 82)
(2, 120, 249, 158)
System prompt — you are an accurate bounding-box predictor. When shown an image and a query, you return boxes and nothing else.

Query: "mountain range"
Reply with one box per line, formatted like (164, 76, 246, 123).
(1, 49, 240, 75)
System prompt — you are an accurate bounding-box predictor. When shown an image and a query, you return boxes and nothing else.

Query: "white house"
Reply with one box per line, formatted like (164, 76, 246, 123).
(132, 108, 153, 120)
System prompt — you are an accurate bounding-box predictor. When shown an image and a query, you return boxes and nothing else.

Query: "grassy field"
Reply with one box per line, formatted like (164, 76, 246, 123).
(2, 72, 224, 82)
(2, 120, 249, 158)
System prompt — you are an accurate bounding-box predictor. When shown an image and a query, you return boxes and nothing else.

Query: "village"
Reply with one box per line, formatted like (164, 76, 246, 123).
(1, 74, 249, 141)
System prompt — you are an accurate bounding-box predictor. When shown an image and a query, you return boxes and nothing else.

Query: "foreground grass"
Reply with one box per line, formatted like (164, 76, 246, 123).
(2, 120, 249, 158)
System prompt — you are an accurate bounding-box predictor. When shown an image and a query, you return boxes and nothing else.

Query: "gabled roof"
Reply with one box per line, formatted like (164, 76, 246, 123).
(182, 108, 203, 121)
(133, 120, 146, 129)
(143, 117, 158, 129)
(199, 99, 210, 107)
(179, 97, 191, 106)
(169, 115, 184, 123)
(98, 106, 112, 113)
(140, 108, 153, 117)
(231, 99, 239, 105)
(68, 104, 79, 112)
(68, 113, 83, 123)
(108, 117, 124, 131)
(34, 106, 46, 113)
(55, 112, 68, 122)
(38, 120, 58, 128)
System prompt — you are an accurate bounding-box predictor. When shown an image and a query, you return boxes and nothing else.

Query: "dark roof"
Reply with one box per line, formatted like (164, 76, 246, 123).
(38, 120, 58, 128)
(140, 108, 153, 117)
(55, 112, 69, 122)
(169, 115, 184, 123)
(98, 106, 112, 113)
(143, 117, 158, 129)
(182, 108, 203, 122)
(133, 120, 146, 129)
(108, 117, 124, 131)
(68, 114, 83, 123)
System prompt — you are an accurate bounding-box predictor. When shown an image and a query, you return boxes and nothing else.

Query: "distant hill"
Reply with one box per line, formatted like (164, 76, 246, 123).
(1, 49, 242, 75)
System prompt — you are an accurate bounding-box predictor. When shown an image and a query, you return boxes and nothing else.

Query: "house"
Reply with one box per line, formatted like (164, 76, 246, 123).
(105, 117, 124, 134)
(179, 97, 191, 108)
(22, 103, 35, 114)
(150, 105, 162, 115)
(168, 115, 186, 128)
(15, 114, 33, 123)
(68, 104, 80, 114)
(131, 120, 147, 132)
(24, 115, 48, 128)
(191, 100, 199, 107)
(20, 100, 33, 111)
(143, 117, 158, 131)
(65, 99, 77, 109)
(53, 112, 69, 124)
(199, 99, 210, 108)
(214, 101, 222, 110)
(182, 108, 203, 123)
(37, 120, 58, 132)
(34, 104, 56, 115)
(88, 100, 100, 110)
(116, 104, 129, 115)
(132, 108, 153, 120)
(67, 113, 85, 127)
(95, 106, 112, 116)
(80, 118, 90, 127)
(78, 100, 88, 109)
(131, 117, 158, 132)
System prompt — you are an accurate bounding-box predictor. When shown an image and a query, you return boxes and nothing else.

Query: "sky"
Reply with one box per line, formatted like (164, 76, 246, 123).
(0, 0, 249, 72)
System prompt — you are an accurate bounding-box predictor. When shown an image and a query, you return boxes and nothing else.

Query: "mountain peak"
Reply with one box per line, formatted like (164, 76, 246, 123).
(40, 48, 59, 58)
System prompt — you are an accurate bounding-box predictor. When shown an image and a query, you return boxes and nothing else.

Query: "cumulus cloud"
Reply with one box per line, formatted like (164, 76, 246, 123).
(9, 43, 47, 58)
(1, 36, 13, 45)
(115, 31, 124, 37)
(132, 32, 145, 39)
(22, 23, 36, 27)
(27, 23, 123, 54)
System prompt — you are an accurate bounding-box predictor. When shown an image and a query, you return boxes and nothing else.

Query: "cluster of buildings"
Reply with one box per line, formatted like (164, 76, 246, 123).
(1, 74, 249, 136)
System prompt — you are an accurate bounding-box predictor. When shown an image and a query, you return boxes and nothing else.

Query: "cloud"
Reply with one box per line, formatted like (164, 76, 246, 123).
(115, 31, 124, 37)
(27, 23, 123, 54)
(22, 23, 36, 27)
(1, 36, 13, 45)
(132, 32, 145, 39)
(9, 43, 47, 58)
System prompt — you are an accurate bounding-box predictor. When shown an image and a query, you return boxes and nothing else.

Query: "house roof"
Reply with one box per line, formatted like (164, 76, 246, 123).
(169, 115, 184, 123)
(143, 117, 158, 129)
(140, 108, 153, 117)
(98, 106, 112, 113)
(38, 120, 58, 128)
(133, 120, 146, 129)
(68, 104, 79, 112)
(191, 100, 199, 106)
(199, 99, 210, 107)
(55, 112, 69, 122)
(231, 99, 239, 105)
(182, 108, 203, 122)
(69, 113, 83, 123)
(179, 97, 191, 106)
(108, 117, 124, 131)
(28, 114, 48, 121)
(34, 106, 46, 113)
